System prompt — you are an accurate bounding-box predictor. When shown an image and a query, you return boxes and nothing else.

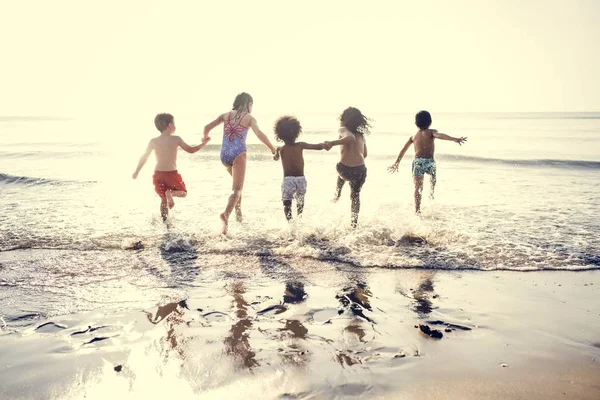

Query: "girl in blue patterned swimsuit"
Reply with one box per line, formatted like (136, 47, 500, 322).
(203, 93, 277, 234)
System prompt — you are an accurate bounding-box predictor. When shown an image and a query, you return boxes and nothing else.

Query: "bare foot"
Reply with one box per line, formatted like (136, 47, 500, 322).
(331, 196, 340, 203)
(220, 213, 228, 235)
(165, 190, 175, 209)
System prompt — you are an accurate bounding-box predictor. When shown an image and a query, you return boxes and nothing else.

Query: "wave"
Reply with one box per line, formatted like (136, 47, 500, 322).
(0, 173, 94, 186)
(432, 155, 600, 170)
(1, 233, 598, 272)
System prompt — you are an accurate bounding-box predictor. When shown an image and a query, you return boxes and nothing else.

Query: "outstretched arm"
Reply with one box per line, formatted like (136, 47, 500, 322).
(132, 140, 154, 179)
(388, 137, 413, 173)
(203, 114, 224, 140)
(298, 142, 326, 150)
(432, 130, 467, 145)
(250, 116, 276, 154)
(179, 136, 211, 154)
(323, 128, 355, 150)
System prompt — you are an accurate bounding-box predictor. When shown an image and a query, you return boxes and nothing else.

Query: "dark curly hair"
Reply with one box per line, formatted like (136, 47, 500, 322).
(274, 115, 302, 145)
(340, 107, 371, 135)
(415, 110, 432, 130)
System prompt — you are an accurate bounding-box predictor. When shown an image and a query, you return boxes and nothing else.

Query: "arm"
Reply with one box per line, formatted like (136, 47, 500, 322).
(203, 114, 224, 140)
(363, 141, 368, 159)
(432, 130, 467, 145)
(132, 140, 154, 179)
(388, 137, 413, 173)
(297, 142, 325, 150)
(250, 116, 276, 154)
(273, 146, 281, 161)
(179, 136, 211, 154)
(327, 129, 356, 147)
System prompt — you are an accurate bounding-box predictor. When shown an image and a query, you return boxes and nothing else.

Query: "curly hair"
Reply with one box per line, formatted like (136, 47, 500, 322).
(415, 110, 432, 130)
(274, 115, 302, 145)
(340, 107, 371, 135)
(154, 113, 174, 132)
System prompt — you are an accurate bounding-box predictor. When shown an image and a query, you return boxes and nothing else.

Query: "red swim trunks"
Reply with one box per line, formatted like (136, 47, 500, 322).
(152, 170, 187, 198)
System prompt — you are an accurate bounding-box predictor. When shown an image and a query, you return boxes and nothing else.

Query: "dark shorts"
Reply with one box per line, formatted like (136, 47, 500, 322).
(152, 170, 187, 198)
(336, 163, 367, 190)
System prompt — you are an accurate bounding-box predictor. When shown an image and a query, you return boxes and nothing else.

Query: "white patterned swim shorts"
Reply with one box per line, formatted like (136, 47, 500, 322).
(281, 176, 307, 201)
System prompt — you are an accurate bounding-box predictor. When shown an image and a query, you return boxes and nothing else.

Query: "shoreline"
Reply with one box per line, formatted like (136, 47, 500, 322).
(1, 260, 599, 399)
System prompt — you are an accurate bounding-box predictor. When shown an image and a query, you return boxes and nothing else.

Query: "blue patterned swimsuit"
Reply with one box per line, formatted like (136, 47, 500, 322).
(220, 112, 249, 167)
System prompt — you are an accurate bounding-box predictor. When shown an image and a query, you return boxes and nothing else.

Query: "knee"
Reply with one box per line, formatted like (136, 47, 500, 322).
(181, 191, 187, 198)
(231, 188, 242, 200)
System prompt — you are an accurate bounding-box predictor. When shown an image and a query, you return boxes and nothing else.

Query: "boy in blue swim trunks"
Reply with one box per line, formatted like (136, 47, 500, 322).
(388, 111, 467, 214)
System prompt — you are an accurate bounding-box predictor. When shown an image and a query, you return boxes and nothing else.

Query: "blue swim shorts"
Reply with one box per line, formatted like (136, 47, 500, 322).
(412, 158, 436, 176)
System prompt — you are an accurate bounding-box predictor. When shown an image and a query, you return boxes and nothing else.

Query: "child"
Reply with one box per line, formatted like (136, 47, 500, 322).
(323, 107, 370, 228)
(388, 110, 467, 214)
(273, 116, 325, 221)
(132, 113, 210, 221)
(202, 92, 277, 234)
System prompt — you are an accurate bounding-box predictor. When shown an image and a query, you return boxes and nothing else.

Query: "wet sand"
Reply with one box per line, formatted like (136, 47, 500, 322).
(1, 254, 599, 399)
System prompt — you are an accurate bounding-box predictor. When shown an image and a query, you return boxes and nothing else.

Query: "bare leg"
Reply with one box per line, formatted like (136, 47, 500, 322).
(429, 173, 436, 200)
(349, 183, 361, 228)
(332, 176, 345, 203)
(160, 198, 169, 222)
(221, 154, 246, 234)
(165, 190, 175, 209)
(296, 195, 305, 217)
(166, 190, 187, 209)
(414, 175, 424, 214)
(235, 194, 243, 223)
(226, 167, 243, 222)
(283, 200, 293, 221)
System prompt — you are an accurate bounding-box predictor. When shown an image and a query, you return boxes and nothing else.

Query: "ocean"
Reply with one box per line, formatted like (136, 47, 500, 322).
(1, 112, 599, 398)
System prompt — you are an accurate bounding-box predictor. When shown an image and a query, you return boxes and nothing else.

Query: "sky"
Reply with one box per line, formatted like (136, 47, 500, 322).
(2, 0, 600, 118)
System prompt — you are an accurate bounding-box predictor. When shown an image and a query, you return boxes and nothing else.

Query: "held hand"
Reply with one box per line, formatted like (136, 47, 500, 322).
(202, 136, 211, 143)
(455, 137, 467, 146)
(387, 163, 399, 174)
(323, 141, 333, 151)
(132, 172, 138, 179)
(273, 147, 281, 161)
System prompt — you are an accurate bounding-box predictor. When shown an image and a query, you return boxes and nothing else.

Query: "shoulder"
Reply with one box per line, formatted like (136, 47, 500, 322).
(339, 127, 354, 137)
(427, 129, 438, 136)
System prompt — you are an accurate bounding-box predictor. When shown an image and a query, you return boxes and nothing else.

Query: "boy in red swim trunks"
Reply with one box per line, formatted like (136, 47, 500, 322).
(132, 113, 210, 221)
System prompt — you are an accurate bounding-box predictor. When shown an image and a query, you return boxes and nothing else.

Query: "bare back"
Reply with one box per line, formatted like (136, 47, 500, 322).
(279, 144, 305, 177)
(223, 110, 252, 127)
(412, 129, 436, 159)
(339, 128, 366, 167)
(152, 134, 182, 171)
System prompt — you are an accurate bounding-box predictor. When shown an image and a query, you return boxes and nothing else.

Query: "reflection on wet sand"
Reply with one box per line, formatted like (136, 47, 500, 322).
(336, 276, 374, 367)
(145, 300, 189, 359)
(277, 281, 310, 366)
(336, 280, 373, 323)
(412, 272, 436, 317)
(224, 281, 259, 369)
